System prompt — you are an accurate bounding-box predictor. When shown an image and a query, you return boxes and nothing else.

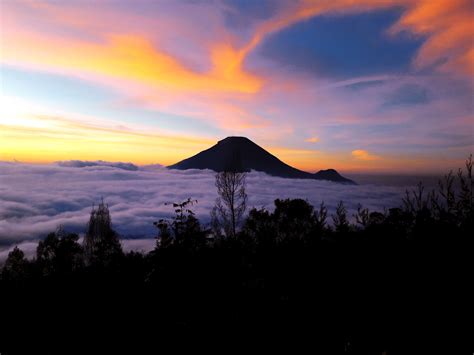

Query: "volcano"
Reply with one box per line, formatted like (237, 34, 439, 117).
(168, 137, 355, 184)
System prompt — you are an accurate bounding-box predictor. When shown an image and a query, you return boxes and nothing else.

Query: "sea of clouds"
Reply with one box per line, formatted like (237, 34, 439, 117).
(0, 161, 411, 262)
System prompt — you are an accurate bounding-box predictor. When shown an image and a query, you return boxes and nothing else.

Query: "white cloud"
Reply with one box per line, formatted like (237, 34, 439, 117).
(0, 161, 409, 250)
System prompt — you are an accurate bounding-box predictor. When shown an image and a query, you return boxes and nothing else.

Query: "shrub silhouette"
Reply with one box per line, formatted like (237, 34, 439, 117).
(153, 198, 207, 250)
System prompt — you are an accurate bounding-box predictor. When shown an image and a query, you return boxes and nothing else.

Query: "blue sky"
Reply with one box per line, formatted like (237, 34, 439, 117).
(259, 7, 425, 78)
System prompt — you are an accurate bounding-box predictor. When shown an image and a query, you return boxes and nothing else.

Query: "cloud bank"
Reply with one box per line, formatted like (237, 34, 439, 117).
(0, 161, 410, 254)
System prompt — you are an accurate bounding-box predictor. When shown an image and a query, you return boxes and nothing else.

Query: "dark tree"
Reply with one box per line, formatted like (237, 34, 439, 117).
(213, 171, 247, 238)
(354, 203, 370, 229)
(83, 200, 122, 265)
(1, 246, 29, 281)
(154, 218, 173, 249)
(36, 232, 59, 276)
(243, 207, 274, 247)
(273, 198, 318, 243)
(36, 230, 83, 275)
(456, 154, 473, 230)
(315, 201, 328, 231)
(332, 200, 350, 233)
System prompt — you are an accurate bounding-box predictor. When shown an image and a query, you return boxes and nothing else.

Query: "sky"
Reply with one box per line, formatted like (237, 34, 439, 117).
(1, 0, 473, 173)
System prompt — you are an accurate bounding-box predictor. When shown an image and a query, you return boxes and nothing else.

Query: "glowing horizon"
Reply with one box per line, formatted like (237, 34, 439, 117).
(1, 0, 472, 174)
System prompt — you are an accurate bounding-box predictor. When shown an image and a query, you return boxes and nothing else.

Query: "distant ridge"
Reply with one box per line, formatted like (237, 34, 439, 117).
(169, 137, 355, 184)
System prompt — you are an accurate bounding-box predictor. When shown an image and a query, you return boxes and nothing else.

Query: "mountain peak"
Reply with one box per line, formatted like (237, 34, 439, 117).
(218, 136, 252, 144)
(169, 137, 355, 184)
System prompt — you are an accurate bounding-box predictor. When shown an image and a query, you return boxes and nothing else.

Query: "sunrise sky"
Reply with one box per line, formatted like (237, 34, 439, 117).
(1, 0, 473, 173)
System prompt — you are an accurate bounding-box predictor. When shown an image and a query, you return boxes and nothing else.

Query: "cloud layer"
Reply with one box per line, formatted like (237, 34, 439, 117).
(0, 161, 410, 253)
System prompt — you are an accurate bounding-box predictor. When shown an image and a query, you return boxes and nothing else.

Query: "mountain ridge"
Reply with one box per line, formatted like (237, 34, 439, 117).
(169, 136, 356, 184)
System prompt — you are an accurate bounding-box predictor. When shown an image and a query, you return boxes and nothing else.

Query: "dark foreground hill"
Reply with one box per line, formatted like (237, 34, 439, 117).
(169, 136, 355, 184)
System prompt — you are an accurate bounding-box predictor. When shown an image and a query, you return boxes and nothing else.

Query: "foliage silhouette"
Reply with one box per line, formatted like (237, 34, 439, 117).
(37, 231, 83, 276)
(1, 157, 473, 354)
(153, 198, 206, 250)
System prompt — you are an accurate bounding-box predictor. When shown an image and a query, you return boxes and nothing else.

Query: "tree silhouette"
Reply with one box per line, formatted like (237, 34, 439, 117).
(83, 199, 122, 266)
(36, 232, 59, 276)
(315, 201, 328, 231)
(212, 171, 247, 238)
(243, 207, 274, 247)
(37, 231, 83, 275)
(273, 198, 318, 243)
(332, 200, 349, 233)
(1, 246, 29, 281)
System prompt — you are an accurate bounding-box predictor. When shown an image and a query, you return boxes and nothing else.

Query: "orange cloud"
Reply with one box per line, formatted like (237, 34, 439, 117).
(0, 1, 266, 130)
(3, 0, 472, 97)
(389, 0, 474, 75)
(351, 149, 380, 161)
(1, 32, 261, 94)
(2, 0, 472, 105)
(305, 137, 319, 143)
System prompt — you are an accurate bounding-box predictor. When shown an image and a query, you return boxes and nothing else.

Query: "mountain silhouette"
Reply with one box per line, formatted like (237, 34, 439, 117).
(169, 137, 355, 184)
